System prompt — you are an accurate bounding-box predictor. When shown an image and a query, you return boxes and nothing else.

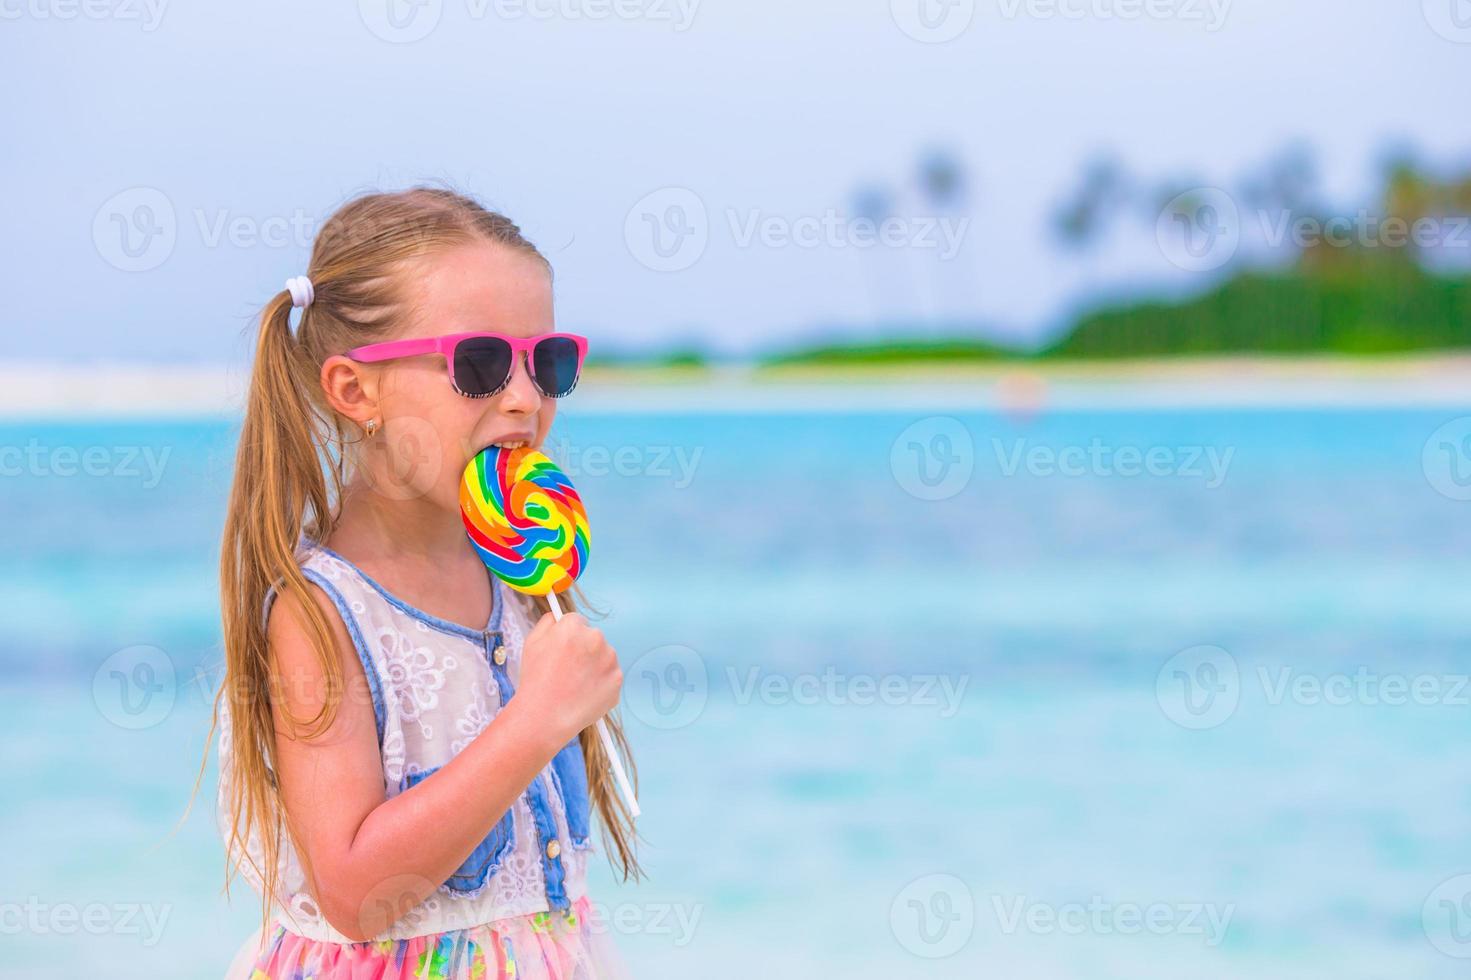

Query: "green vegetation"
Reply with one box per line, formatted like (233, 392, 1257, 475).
(765, 149, 1471, 364)
(765, 338, 1010, 366)
(760, 257, 1471, 365)
(656, 348, 709, 368)
(1044, 262, 1471, 358)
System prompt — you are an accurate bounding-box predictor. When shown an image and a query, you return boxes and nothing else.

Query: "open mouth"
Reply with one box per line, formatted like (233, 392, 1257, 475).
(481, 435, 535, 453)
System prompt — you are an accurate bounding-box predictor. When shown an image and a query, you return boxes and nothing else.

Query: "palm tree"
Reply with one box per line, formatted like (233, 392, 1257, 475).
(914, 147, 970, 326)
(1052, 154, 1128, 252)
(851, 184, 903, 326)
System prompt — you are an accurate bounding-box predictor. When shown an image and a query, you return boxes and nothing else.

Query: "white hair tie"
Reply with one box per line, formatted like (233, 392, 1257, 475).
(285, 275, 315, 309)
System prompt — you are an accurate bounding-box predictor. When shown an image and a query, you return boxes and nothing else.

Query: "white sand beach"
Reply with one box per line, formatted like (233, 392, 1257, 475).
(2, 355, 1471, 418)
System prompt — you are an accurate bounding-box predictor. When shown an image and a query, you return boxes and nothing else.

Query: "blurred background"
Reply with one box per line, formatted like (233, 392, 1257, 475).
(3, 2, 1470, 977)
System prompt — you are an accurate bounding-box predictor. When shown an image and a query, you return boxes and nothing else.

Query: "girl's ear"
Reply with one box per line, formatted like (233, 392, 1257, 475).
(320, 355, 379, 426)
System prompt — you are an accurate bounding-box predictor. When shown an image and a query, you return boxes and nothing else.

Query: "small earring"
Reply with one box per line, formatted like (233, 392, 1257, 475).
(364, 418, 380, 438)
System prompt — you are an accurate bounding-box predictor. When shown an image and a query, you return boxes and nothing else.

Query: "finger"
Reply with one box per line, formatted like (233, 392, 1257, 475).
(526, 611, 557, 643)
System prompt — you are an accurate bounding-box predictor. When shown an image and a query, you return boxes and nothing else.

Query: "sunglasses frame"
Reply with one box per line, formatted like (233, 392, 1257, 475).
(345, 331, 589, 399)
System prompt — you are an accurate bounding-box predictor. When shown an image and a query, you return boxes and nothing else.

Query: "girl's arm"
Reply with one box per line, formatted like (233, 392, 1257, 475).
(267, 584, 619, 942)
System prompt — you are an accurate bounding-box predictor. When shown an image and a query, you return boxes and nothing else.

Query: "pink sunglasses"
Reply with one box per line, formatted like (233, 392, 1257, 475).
(346, 332, 589, 399)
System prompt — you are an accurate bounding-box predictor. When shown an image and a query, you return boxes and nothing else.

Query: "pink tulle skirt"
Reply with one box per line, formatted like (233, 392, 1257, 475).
(239, 897, 629, 980)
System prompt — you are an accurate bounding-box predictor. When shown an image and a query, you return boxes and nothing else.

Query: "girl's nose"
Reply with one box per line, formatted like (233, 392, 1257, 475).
(497, 352, 542, 414)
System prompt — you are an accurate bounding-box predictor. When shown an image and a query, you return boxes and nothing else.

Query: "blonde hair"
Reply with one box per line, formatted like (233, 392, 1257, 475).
(194, 187, 641, 940)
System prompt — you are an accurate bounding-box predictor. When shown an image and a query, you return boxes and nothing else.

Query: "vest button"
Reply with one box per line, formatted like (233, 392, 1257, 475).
(545, 839, 562, 860)
(493, 647, 507, 666)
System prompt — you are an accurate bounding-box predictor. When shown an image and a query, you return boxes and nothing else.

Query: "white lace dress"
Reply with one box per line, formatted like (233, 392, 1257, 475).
(217, 544, 629, 979)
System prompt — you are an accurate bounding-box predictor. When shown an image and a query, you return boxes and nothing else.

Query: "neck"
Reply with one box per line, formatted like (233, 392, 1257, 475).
(331, 478, 474, 564)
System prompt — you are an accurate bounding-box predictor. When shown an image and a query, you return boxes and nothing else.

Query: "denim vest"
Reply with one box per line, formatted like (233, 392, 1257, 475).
(216, 543, 595, 942)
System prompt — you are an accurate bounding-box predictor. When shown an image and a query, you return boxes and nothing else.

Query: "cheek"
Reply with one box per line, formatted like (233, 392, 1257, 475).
(536, 401, 557, 445)
(377, 361, 450, 415)
(377, 365, 480, 471)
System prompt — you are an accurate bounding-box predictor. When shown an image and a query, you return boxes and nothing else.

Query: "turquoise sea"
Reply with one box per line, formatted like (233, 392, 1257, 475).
(4, 404, 1471, 978)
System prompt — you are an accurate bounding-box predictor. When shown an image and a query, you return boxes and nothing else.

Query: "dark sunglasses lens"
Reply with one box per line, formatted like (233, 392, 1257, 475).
(531, 337, 582, 397)
(452, 337, 514, 396)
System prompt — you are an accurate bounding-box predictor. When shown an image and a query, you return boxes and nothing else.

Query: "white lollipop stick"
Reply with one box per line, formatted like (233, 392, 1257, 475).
(546, 590, 641, 819)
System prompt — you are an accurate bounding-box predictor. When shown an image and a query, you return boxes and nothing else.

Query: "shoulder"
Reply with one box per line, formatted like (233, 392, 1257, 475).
(260, 542, 353, 623)
(264, 568, 369, 731)
(265, 573, 350, 660)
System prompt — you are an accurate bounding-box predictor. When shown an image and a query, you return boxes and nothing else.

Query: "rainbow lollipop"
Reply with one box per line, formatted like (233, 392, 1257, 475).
(460, 445, 639, 818)
(461, 446, 590, 595)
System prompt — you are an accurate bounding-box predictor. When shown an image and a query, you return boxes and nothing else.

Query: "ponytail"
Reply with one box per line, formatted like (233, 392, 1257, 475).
(214, 288, 351, 937)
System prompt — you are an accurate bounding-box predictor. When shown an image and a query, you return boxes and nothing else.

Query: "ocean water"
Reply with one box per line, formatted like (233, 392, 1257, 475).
(3, 405, 1471, 979)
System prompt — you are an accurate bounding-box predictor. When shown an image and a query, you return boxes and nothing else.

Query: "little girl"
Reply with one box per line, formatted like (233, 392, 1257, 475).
(212, 188, 639, 979)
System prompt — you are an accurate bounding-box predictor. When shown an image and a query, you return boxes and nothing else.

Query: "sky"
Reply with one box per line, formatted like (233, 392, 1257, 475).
(1, 0, 1468, 363)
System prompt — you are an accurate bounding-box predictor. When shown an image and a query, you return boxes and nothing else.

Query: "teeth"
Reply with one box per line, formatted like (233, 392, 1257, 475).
(492, 440, 529, 449)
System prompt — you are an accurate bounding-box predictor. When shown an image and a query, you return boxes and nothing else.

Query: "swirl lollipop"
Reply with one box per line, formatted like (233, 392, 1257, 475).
(461, 445, 639, 817)
(461, 446, 589, 595)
